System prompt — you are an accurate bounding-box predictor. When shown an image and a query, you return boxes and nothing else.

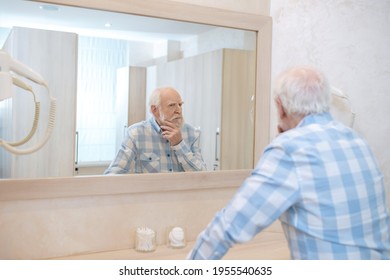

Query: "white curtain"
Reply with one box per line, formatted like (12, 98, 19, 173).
(77, 36, 130, 163)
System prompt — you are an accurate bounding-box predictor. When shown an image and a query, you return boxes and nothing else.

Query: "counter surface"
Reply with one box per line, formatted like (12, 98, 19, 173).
(51, 230, 290, 260)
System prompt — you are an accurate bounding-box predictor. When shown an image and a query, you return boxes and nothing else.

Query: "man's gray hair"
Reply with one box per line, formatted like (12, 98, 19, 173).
(149, 88, 162, 108)
(273, 66, 331, 116)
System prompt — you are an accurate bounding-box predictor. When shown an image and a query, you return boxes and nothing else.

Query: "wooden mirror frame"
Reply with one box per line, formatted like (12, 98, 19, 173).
(0, 0, 271, 201)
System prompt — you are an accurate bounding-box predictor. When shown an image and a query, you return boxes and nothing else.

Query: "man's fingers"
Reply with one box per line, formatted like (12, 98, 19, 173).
(160, 125, 175, 132)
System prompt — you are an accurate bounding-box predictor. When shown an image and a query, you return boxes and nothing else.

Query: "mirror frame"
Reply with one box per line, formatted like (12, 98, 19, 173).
(0, 0, 271, 200)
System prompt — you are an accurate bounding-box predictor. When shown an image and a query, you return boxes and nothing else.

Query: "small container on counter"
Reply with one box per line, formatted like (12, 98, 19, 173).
(135, 227, 156, 252)
(166, 226, 186, 249)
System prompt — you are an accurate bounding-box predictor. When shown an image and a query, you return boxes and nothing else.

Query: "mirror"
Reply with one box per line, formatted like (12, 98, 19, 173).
(0, 0, 272, 178)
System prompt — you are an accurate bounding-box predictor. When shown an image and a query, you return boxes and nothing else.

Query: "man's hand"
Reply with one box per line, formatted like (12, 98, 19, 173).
(160, 120, 183, 146)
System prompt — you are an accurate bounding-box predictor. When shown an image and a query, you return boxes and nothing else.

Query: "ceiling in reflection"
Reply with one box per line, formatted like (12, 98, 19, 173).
(0, 0, 216, 45)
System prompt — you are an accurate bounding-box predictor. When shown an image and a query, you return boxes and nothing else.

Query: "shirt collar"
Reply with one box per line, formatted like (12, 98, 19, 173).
(297, 112, 333, 128)
(149, 116, 162, 133)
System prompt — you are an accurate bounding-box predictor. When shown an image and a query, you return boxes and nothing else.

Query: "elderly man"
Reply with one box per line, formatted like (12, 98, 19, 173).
(187, 66, 390, 260)
(105, 86, 206, 174)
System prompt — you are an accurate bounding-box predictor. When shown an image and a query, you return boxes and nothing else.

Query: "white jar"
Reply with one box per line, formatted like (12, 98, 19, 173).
(135, 227, 156, 252)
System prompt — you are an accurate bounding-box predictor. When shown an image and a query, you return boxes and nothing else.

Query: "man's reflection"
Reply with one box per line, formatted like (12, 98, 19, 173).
(104, 86, 206, 174)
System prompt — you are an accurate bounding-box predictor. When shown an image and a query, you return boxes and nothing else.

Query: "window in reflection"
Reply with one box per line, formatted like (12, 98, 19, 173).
(76, 36, 130, 163)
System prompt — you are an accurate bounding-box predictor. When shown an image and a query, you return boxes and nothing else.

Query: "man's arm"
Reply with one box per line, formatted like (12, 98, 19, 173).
(104, 132, 136, 174)
(187, 144, 299, 259)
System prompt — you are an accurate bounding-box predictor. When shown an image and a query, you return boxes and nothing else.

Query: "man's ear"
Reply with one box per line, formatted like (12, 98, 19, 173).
(151, 105, 159, 117)
(275, 97, 286, 120)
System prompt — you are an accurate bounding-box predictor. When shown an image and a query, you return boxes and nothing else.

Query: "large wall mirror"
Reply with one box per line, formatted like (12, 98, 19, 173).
(0, 0, 271, 179)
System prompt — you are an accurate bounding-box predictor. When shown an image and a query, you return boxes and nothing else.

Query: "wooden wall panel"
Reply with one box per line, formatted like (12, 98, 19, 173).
(2, 27, 77, 178)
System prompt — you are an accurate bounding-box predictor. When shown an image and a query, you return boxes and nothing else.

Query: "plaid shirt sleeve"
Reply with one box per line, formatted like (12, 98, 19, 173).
(103, 130, 137, 174)
(187, 142, 300, 259)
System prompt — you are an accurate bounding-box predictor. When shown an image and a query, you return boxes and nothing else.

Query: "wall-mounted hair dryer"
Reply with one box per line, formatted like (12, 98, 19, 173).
(330, 86, 355, 128)
(0, 49, 56, 154)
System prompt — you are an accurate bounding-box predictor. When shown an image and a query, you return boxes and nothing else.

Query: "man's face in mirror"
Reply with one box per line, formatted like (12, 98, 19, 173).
(153, 88, 184, 128)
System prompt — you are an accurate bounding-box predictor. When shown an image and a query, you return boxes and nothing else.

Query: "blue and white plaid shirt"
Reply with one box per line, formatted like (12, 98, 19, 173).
(188, 113, 390, 259)
(104, 117, 206, 174)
